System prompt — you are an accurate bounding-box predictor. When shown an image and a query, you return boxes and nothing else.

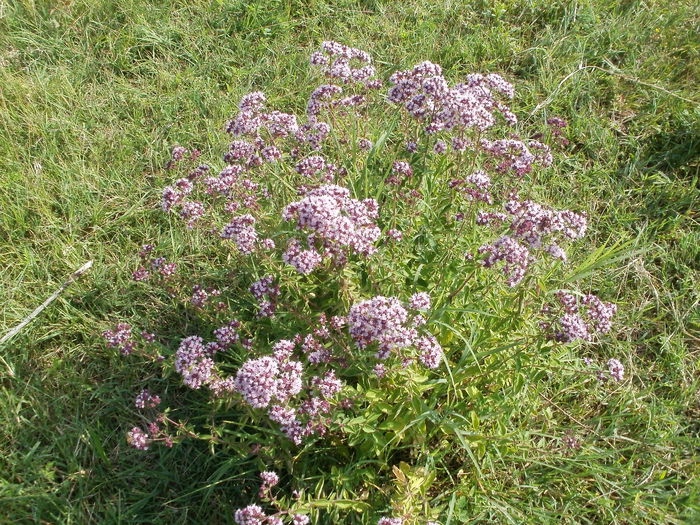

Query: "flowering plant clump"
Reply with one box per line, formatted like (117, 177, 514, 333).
(104, 41, 623, 523)
(281, 184, 381, 273)
(233, 471, 310, 525)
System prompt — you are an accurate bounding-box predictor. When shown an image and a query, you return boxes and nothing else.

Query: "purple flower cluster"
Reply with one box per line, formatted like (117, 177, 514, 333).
(582, 355, 626, 383)
(234, 505, 268, 525)
(103, 323, 135, 355)
(202, 163, 268, 213)
(544, 291, 618, 343)
(547, 116, 570, 146)
(104, 321, 163, 359)
(415, 335, 443, 369)
(479, 138, 552, 177)
(258, 470, 280, 498)
(234, 494, 310, 525)
(226, 92, 299, 141)
(250, 275, 281, 318)
(126, 415, 175, 451)
(377, 518, 404, 525)
(409, 292, 431, 311)
(295, 155, 336, 182)
(386, 229, 403, 242)
(347, 295, 443, 368)
(174, 336, 218, 390)
(297, 107, 332, 149)
(303, 43, 380, 149)
(233, 357, 278, 407)
(387, 161, 413, 185)
(161, 166, 212, 225)
(171, 145, 188, 162)
(282, 240, 324, 275)
(133, 245, 177, 282)
(478, 235, 532, 286)
(221, 214, 260, 254)
(607, 358, 624, 381)
(135, 389, 161, 409)
(450, 170, 492, 204)
(281, 185, 381, 273)
(179, 200, 206, 228)
(503, 198, 587, 251)
(311, 371, 343, 398)
(310, 41, 377, 86)
(213, 320, 241, 347)
(348, 296, 412, 351)
(189, 285, 221, 309)
(127, 427, 150, 450)
(388, 62, 516, 135)
(478, 198, 587, 285)
(231, 334, 348, 445)
(132, 267, 149, 281)
(260, 471, 279, 488)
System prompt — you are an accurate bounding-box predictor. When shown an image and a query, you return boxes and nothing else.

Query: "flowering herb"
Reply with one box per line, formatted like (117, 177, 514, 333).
(104, 41, 622, 524)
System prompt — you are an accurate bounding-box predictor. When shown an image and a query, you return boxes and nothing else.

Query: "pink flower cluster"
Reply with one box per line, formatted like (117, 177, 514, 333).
(127, 427, 150, 450)
(479, 138, 552, 177)
(213, 319, 241, 347)
(310, 41, 377, 86)
(582, 355, 626, 382)
(377, 518, 404, 525)
(409, 292, 431, 311)
(282, 240, 324, 275)
(387, 161, 413, 185)
(295, 155, 337, 182)
(543, 291, 618, 343)
(174, 336, 216, 390)
(388, 62, 516, 135)
(173, 324, 243, 393)
(386, 229, 403, 242)
(226, 91, 299, 141)
(170, 145, 188, 162)
(103, 322, 134, 355)
(232, 334, 346, 445)
(135, 389, 161, 409)
(478, 236, 532, 286)
(306, 84, 367, 122)
(164, 119, 278, 231)
(132, 245, 178, 282)
(127, 415, 174, 451)
(161, 166, 212, 227)
(449, 170, 492, 204)
(234, 504, 309, 525)
(234, 356, 302, 408)
(258, 470, 280, 498)
(189, 285, 221, 309)
(203, 163, 270, 212)
(478, 198, 587, 285)
(250, 275, 281, 318)
(607, 358, 624, 381)
(347, 295, 443, 368)
(221, 214, 260, 254)
(281, 185, 381, 273)
(504, 198, 587, 251)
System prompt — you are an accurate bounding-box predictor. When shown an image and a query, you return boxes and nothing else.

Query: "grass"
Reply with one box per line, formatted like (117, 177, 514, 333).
(0, 0, 698, 523)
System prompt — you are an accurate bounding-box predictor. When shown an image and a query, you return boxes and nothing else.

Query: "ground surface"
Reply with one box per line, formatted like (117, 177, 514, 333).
(0, 1, 698, 523)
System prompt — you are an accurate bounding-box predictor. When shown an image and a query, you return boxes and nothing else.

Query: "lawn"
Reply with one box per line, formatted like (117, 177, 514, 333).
(0, 0, 698, 523)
